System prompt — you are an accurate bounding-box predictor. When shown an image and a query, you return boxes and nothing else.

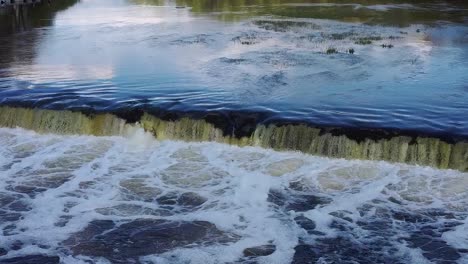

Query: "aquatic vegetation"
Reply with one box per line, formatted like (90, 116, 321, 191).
(354, 36, 382, 45)
(219, 57, 247, 64)
(170, 34, 212, 45)
(232, 32, 267, 45)
(388, 35, 403, 40)
(1, 107, 467, 172)
(322, 31, 356, 40)
(253, 20, 321, 32)
(326, 47, 338, 54)
(355, 39, 372, 45)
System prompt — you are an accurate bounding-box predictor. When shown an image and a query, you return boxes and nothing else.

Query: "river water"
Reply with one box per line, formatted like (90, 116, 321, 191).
(0, 1, 468, 263)
(0, 127, 467, 263)
(1, 0, 468, 137)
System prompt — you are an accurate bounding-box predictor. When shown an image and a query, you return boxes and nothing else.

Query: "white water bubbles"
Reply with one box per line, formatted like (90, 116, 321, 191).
(0, 128, 467, 263)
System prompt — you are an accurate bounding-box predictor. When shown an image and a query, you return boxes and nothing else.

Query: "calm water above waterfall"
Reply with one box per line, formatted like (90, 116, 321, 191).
(0, 1, 468, 263)
(1, 0, 468, 137)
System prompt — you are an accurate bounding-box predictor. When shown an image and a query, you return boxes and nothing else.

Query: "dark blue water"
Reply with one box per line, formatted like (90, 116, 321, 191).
(1, 0, 468, 137)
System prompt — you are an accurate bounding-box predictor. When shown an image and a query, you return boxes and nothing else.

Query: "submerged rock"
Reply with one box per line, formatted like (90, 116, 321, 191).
(7, 200, 30, 212)
(266, 158, 304, 177)
(170, 147, 208, 163)
(267, 188, 331, 212)
(288, 178, 318, 192)
(0, 193, 17, 207)
(95, 204, 172, 217)
(156, 191, 179, 205)
(294, 215, 316, 234)
(329, 210, 354, 223)
(6, 185, 47, 198)
(286, 194, 331, 212)
(119, 178, 162, 202)
(177, 192, 207, 207)
(243, 244, 276, 257)
(267, 189, 287, 206)
(0, 210, 22, 222)
(10, 241, 23, 251)
(0, 255, 60, 264)
(64, 219, 234, 262)
(292, 244, 318, 264)
(3, 224, 18, 236)
(160, 163, 227, 188)
(156, 191, 207, 209)
(405, 233, 461, 262)
(293, 236, 403, 264)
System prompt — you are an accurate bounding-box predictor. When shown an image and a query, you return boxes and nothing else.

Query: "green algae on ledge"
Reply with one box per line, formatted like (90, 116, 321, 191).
(0, 106, 466, 172)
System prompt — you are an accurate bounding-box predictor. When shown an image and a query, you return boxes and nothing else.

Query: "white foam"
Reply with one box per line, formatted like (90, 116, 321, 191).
(0, 127, 466, 263)
(443, 216, 468, 249)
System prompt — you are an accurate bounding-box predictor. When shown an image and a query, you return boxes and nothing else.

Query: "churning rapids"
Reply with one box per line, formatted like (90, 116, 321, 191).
(0, 127, 467, 263)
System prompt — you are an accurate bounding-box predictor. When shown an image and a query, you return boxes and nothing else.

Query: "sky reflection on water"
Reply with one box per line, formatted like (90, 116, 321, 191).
(0, 0, 468, 137)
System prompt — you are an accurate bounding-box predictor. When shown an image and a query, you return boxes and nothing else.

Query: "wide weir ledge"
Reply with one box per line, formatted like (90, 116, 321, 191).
(0, 105, 467, 171)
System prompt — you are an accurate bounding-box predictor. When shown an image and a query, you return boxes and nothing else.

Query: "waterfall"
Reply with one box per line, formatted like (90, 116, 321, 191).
(1, 106, 466, 171)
